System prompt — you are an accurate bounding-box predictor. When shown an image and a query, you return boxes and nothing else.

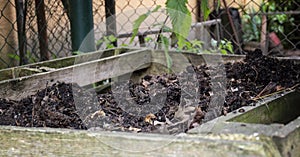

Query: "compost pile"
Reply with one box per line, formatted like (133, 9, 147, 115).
(0, 50, 299, 133)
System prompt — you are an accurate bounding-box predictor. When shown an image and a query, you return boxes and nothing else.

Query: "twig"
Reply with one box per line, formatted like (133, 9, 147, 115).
(254, 81, 276, 99)
(154, 16, 169, 49)
(250, 66, 258, 82)
(253, 83, 299, 101)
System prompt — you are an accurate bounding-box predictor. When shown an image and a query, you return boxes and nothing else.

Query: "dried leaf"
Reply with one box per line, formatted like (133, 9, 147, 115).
(144, 113, 156, 124)
(90, 110, 106, 119)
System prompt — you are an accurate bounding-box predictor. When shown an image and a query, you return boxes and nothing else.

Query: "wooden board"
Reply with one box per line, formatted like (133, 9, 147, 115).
(0, 126, 281, 157)
(130, 50, 245, 82)
(3, 48, 298, 101)
(0, 48, 136, 82)
(0, 49, 247, 100)
(0, 49, 150, 100)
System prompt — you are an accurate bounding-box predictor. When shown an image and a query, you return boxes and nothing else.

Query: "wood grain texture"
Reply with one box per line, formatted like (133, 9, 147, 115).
(0, 48, 135, 82)
(0, 49, 150, 100)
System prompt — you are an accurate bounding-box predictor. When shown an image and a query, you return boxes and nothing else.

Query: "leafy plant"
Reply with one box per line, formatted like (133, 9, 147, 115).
(217, 39, 234, 54)
(129, 0, 234, 70)
(241, 8, 262, 42)
(241, 0, 296, 48)
(130, 5, 162, 44)
(201, 0, 211, 21)
(130, 0, 224, 51)
(8, 53, 20, 62)
(263, 0, 297, 49)
(144, 36, 153, 43)
(261, 1, 293, 34)
(96, 35, 118, 49)
(166, 0, 192, 49)
(8, 50, 38, 64)
(182, 40, 204, 53)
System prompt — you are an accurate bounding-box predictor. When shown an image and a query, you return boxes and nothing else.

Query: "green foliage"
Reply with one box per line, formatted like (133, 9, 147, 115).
(166, 0, 191, 49)
(130, 0, 220, 51)
(181, 40, 204, 53)
(241, 0, 295, 47)
(7, 53, 20, 61)
(128, 0, 234, 71)
(130, 5, 161, 43)
(51, 53, 58, 59)
(241, 8, 261, 42)
(8, 50, 38, 64)
(261, 1, 293, 34)
(96, 35, 118, 49)
(120, 43, 129, 47)
(263, 0, 296, 48)
(218, 39, 233, 54)
(200, 0, 211, 21)
(182, 39, 233, 55)
(152, 23, 173, 32)
(144, 36, 153, 43)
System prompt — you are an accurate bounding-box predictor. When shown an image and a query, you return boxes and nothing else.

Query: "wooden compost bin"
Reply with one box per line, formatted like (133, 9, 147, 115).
(0, 47, 135, 82)
(0, 48, 299, 156)
(0, 48, 137, 100)
(0, 48, 244, 100)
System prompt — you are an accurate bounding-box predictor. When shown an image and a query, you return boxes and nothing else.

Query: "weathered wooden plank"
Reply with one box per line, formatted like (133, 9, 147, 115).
(0, 49, 151, 100)
(0, 48, 135, 82)
(153, 50, 245, 65)
(2, 49, 298, 100)
(0, 126, 281, 157)
(133, 50, 244, 77)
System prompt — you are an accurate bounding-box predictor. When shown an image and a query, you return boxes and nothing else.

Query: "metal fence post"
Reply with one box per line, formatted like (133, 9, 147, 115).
(15, 0, 27, 65)
(69, 0, 95, 53)
(105, 0, 117, 47)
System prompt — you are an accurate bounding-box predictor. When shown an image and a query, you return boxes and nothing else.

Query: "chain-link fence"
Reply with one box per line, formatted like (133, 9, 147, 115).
(0, 0, 299, 69)
(0, 0, 71, 69)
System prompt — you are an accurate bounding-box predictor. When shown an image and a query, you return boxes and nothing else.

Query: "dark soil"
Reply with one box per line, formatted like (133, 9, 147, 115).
(0, 50, 299, 133)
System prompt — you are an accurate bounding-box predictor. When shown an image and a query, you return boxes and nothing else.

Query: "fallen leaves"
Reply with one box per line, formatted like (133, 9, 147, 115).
(144, 113, 156, 124)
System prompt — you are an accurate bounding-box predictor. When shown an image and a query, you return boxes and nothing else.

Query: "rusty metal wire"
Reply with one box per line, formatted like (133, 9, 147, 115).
(0, 0, 299, 69)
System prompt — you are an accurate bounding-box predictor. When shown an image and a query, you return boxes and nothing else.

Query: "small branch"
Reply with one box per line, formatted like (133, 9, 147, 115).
(254, 81, 277, 99)
(221, 0, 243, 54)
(154, 16, 169, 49)
(253, 83, 299, 101)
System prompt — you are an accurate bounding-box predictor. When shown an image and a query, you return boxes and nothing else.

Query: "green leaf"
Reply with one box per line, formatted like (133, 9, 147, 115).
(108, 35, 117, 42)
(184, 41, 192, 50)
(217, 0, 221, 11)
(191, 40, 203, 49)
(130, 5, 161, 43)
(166, 0, 191, 49)
(7, 53, 20, 61)
(106, 44, 115, 49)
(96, 39, 104, 46)
(152, 23, 173, 32)
(144, 37, 153, 42)
(220, 49, 227, 55)
(120, 43, 128, 47)
(218, 39, 233, 54)
(201, 0, 211, 21)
